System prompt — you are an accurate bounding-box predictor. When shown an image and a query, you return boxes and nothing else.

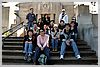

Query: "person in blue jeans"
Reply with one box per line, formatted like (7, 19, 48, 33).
(33, 29, 50, 65)
(26, 8, 37, 30)
(51, 24, 59, 51)
(59, 23, 81, 60)
(23, 30, 36, 61)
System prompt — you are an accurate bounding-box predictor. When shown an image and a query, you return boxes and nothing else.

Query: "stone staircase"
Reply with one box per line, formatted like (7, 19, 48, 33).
(2, 37, 98, 65)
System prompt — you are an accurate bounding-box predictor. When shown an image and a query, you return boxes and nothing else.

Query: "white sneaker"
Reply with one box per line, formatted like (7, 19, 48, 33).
(24, 57, 27, 60)
(23, 51, 25, 53)
(76, 55, 81, 59)
(60, 55, 64, 59)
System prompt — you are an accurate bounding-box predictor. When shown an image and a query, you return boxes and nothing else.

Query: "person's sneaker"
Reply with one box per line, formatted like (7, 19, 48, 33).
(60, 55, 64, 59)
(28, 53, 31, 56)
(76, 55, 81, 59)
(24, 56, 27, 60)
(33, 62, 36, 65)
(55, 48, 57, 51)
(23, 51, 25, 53)
(52, 49, 55, 52)
(27, 56, 31, 62)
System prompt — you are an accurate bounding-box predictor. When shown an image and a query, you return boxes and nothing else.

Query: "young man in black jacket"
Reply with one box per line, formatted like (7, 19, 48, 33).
(59, 24, 81, 60)
(26, 8, 37, 30)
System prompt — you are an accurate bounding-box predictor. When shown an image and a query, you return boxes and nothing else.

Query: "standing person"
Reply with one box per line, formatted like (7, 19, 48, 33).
(59, 24, 81, 60)
(23, 30, 36, 62)
(33, 29, 50, 65)
(51, 24, 59, 51)
(59, 9, 68, 24)
(26, 8, 37, 30)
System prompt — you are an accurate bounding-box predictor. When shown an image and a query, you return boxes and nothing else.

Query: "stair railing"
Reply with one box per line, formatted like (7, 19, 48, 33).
(2, 13, 28, 48)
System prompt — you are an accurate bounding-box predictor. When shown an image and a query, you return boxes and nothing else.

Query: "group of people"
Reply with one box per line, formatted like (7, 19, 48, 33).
(23, 8, 81, 65)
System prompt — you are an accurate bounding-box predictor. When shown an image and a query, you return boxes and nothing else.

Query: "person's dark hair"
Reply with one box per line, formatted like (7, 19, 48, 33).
(64, 23, 71, 33)
(60, 20, 64, 23)
(50, 20, 54, 23)
(30, 8, 33, 10)
(65, 23, 71, 28)
(27, 30, 33, 35)
(39, 29, 45, 32)
(70, 21, 75, 24)
(44, 14, 48, 17)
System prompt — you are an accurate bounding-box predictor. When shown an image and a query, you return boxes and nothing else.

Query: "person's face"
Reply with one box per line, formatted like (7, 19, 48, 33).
(60, 22, 64, 25)
(28, 31, 33, 36)
(30, 9, 33, 13)
(54, 27, 57, 30)
(70, 23, 75, 27)
(39, 19, 41, 22)
(65, 25, 70, 31)
(40, 31, 45, 36)
(45, 15, 48, 18)
(62, 11, 65, 14)
(50, 22, 53, 25)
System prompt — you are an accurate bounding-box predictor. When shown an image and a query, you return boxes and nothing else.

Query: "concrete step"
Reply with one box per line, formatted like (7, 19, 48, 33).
(2, 55, 98, 65)
(3, 41, 87, 46)
(3, 45, 91, 51)
(3, 38, 86, 43)
(3, 45, 90, 50)
(2, 50, 96, 57)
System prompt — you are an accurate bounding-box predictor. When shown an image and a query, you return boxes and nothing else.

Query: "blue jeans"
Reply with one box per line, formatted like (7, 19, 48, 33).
(24, 42, 33, 57)
(28, 22, 33, 30)
(51, 39, 58, 49)
(33, 47, 50, 62)
(60, 41, 80, 57)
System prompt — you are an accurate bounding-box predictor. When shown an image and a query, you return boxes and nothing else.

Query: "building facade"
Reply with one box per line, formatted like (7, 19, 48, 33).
(17, 2, 74, 24)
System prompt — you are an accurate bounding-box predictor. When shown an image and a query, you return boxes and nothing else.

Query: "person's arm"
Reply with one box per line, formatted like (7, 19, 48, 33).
(59, 13, 62, 23)
(51, 32, 54, 39)
(65, 15, 68, 23)
(26, 13, 29, 20)
(37, 35, 42, 48)
(33, 14, 37, 23)
(43, 35, 49, 48)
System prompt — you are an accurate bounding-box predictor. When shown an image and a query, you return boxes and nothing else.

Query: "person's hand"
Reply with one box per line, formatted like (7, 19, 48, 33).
(66, 40, 70, 46)
(53, 37, 56, 39)
(47, 44, 49, 47)
(70, 39, 74, 41)
(33, 21, 36, 23)
(25, 41, 28, 43)
(28, 41, 32, 43)
(41, 47, 44, 51)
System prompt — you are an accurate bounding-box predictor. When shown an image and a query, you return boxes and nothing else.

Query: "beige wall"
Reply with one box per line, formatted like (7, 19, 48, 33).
(17, 2, 74, 24)
(2, 7, 10, 33)
(92, 14, 98, 27)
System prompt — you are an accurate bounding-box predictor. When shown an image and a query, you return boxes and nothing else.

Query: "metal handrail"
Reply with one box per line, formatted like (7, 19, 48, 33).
(2, 22, 25, 41)
(2, 21, 24, 35)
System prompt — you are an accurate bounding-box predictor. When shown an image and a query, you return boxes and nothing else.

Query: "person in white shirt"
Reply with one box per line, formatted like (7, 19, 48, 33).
(59, 9, 68, 24)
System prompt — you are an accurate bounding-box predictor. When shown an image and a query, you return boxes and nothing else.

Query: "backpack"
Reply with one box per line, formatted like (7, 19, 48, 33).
(38, 54, 47, 65)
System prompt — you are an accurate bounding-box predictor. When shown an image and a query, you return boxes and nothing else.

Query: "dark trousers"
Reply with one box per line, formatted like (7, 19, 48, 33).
(28, 22, 33, 30)
(33, 47, 50, 63)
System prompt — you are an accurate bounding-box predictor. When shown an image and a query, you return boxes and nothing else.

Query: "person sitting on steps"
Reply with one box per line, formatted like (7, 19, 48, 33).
(33, 29, 50, 65)
(59, 23, 81, 60)
(23, 30, 36, 62)
(51, 24, 59, 52)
